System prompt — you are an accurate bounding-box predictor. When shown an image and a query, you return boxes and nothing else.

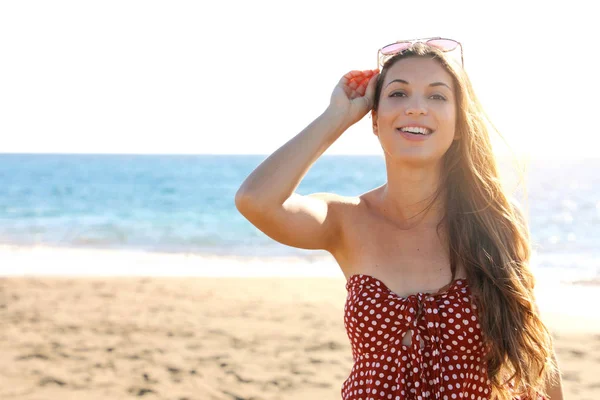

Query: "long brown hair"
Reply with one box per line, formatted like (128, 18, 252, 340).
(373, 43, 557, 399)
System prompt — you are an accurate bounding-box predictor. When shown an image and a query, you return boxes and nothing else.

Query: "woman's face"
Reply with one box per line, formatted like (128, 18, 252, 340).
(373, 56, 458, 165)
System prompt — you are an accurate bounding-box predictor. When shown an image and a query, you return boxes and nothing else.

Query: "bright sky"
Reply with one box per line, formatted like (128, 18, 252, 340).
(0, 1, 596, 157)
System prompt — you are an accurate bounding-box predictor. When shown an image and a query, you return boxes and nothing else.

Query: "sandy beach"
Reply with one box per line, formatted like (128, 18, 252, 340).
(1, 245, 599, 399)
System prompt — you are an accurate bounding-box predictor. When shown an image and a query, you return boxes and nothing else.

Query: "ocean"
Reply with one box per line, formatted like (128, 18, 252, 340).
(0, 153, 598, 281)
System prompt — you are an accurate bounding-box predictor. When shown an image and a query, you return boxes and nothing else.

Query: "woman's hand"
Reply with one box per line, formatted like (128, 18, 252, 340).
(327, 69, 379, 128)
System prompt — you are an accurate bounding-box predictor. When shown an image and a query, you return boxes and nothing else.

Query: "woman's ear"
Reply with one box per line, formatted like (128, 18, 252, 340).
(371, 110, 378, 136)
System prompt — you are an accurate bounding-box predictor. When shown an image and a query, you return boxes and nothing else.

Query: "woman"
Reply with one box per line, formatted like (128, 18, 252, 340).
(235, 38, 563, 399)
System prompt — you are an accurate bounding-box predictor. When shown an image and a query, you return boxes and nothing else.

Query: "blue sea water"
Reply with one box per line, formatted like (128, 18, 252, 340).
(0, 154, 599, 279)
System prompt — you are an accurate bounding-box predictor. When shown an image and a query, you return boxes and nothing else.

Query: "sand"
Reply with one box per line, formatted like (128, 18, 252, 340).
(1, 246, 599, 399)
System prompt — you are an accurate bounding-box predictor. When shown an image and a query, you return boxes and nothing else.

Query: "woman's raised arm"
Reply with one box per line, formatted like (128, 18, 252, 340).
(234, 70, 378, 252)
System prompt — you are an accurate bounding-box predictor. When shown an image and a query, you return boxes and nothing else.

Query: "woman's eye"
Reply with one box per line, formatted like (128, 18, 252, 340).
(389, 92, 446, 101)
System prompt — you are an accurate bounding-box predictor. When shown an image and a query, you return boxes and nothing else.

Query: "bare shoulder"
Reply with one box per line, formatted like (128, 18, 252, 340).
(308, 192, 362, 207)
(311, 190, 372, 216)
(315, 189, 379, 265)
(308, 191, 363, 248)
(308, 192, 363, 229)
(236, 190, 370, 255)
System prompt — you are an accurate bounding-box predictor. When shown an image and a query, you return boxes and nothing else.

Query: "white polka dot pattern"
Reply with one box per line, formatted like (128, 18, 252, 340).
(340, 274, 545, 400)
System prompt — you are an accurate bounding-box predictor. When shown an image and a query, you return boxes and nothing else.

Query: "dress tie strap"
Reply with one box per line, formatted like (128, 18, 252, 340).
(406, 293, 445, 400)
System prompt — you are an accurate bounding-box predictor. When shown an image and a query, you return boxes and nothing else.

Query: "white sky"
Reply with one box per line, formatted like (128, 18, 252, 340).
(0, 0, 596, 157)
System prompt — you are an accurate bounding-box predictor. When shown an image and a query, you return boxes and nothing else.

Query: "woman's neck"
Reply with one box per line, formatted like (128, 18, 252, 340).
(379, 159, 446, 229)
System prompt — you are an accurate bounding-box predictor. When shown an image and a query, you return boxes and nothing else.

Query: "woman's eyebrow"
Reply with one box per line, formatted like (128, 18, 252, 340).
(385, 79, 452, 90)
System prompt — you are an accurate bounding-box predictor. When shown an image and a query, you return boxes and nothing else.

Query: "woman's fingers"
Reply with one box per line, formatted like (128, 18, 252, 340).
(330, 69, 380, 126)
(340, 70, 377, 84)
(340, 69, 378, 98)
(354, 71, 378, 97)
(337, 70, 364, 87)
(364, 71, 380, 99)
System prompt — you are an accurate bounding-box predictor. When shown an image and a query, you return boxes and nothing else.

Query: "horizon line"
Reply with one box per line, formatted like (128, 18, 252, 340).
(0, 151, 596, 161)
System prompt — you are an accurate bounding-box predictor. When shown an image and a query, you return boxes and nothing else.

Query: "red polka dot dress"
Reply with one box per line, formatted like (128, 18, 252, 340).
(342, 274, 545, 400)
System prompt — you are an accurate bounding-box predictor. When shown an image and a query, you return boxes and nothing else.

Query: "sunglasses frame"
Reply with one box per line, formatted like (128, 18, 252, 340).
(377, 37, 464, 69)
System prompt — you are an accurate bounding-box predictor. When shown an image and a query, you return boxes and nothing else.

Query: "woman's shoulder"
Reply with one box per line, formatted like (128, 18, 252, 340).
(308, 191, 360, 206)
(329, 189, 382, 225)
(307, 189, 377, 253)
(309, 188, 378, 210)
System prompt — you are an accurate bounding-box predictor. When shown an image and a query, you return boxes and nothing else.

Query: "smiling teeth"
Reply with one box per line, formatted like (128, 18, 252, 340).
(400, 127, 432, 135)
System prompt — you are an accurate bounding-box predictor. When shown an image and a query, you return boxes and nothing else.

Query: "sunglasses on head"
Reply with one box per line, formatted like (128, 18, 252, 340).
(377, 37, 464, 69)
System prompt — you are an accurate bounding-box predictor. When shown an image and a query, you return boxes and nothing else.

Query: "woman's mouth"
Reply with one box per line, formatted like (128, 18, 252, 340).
(396, 127, 434, 141)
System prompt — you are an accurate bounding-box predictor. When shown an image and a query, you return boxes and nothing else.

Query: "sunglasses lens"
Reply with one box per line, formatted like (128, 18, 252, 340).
(381, 42, 411, 55)
(426, 39, 460, 51)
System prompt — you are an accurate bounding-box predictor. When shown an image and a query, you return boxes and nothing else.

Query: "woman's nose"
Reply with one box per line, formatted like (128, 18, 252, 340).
(405, 100, 428, 115)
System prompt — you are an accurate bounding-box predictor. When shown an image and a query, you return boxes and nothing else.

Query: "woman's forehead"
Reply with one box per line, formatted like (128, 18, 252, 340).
(384, 57, 453, 87)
